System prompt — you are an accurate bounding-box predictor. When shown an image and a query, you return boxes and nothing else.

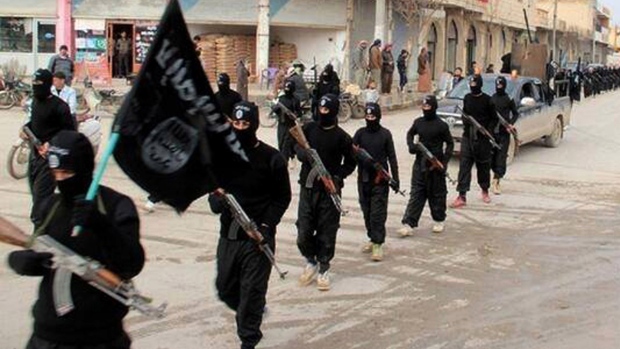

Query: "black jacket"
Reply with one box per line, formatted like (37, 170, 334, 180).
(8, 186, 144, 345)
(353, 125, 399, 184)
(463, 93, 497, 140)
(209, 141, 292, 240)
(215, 88, 243, 118)
(491, 93, 519, 135)
(28, 95, 75, 143)
(406, 115, 454, 171)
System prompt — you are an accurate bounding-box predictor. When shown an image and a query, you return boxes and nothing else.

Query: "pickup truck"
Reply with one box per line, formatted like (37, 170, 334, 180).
(435, 73, 573, 164)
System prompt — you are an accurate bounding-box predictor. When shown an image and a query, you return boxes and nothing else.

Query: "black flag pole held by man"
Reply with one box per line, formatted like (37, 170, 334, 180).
(113, 0, 248, 212)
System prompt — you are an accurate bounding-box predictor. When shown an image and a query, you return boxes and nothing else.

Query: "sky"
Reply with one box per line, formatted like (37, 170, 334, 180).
(603, 0, 620, 26)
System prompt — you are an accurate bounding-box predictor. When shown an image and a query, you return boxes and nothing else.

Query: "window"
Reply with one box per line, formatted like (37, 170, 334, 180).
(0, 17, 33, 52)
(37, 23, 56, 53)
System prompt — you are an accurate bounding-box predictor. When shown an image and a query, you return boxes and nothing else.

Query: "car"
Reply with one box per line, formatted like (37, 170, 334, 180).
(434, 73, 573, 164)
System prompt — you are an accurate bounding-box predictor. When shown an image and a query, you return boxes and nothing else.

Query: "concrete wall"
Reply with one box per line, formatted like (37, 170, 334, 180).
(0, 53, 56, 77)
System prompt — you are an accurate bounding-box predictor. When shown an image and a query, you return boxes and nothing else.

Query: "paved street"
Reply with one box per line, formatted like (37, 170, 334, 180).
(1, 91, 620, 349)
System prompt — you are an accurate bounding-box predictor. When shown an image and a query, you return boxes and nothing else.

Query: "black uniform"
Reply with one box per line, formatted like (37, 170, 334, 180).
(27, 69, 75, 226)
(312, 64, 340, 120)
(456, 76, 497, 197)
(296, 94, 356, 274)
(273, 81, 302, 161)
(215, 73, 243, 118)
(402, 96, 453, 227)
(209, 102, 291, 349)
(491, 77, 519, 180)
(9, 131, 144, 349)
(352, 103, 399, 245)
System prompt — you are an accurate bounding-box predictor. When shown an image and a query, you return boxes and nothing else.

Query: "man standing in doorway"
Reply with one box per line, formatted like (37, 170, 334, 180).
(116, 31, 132, 78)
(368, 39, 383, 91)
(352, 40, 369, 88)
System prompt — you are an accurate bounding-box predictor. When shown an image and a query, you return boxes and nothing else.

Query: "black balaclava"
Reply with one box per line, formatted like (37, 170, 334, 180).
(422, 95, 438, 120)
(33, 69, 53, 101)
(469, 75, 483, 95)
(317, 94, 339, 128)
(217, 73, 231, 93)
(365, 102, 382, 132)
(283, 80, 295, 96)
(321, 64, 334, 82)
(47, 130, 95, 202)
(231, 101, 259, 149)
(495, 76, 507, 96)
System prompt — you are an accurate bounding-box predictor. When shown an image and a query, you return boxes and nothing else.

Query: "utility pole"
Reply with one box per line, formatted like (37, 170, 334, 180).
(343, 0, 354, 82)
(257, 0, 270, 80)
(591, 0, 596, 63)
(374, 0, 386, 42)
(552, 0, 557, 61)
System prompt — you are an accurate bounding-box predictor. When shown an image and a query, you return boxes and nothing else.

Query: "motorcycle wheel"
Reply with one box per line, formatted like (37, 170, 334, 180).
(7, 140, 30, 180)
(351, 104, 365, 119)
(259, 107, 278, 128)
(338, 102, 351, 124)
(0, 91, 16, 110)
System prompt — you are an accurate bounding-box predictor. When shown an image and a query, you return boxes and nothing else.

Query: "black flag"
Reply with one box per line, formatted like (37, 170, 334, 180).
(113, 0, 248, 212)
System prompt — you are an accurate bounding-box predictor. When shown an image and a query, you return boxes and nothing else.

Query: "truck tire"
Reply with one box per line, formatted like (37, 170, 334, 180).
(544, 117, 563, 148)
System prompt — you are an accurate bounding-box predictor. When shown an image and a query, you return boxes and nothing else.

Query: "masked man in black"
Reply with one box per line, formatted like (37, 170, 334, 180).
(399, 95, 454, 236)
(215, 73, 243, 118)
(312, 64, 341, 120)
(296, 94, 356, 291)
(352, 103, 399, 261)
(451, 75, 497, 208)
(273, 80, 302, 162)
(26, 69, 75, 225)
(208, 101, 291, 349)
(8, 130, 145, 349)
(490, 76, 519, 194)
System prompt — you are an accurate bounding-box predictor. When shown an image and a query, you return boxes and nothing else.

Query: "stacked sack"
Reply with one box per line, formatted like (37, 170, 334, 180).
(215, 36, 237, 81)
(198, 34, 218, 82)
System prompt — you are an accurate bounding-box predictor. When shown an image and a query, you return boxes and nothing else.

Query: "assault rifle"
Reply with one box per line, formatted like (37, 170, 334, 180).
(352, 145, 405, 196)
(214, 190, 288, 279)
(456, 106, 501, 150)
(414, 142, 457, 185)
(22, 125, 42, 148)
(495, 111, 521, 145)
(289, 124, 346, 215)
(0, 217, 166, 318)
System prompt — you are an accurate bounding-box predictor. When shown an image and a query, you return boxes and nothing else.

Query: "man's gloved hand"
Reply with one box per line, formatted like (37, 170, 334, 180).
(8, 250, 53, 276)
(333, 175, 344, 190)
(257, 224, 273, 248)
(72, 199, 104, 229)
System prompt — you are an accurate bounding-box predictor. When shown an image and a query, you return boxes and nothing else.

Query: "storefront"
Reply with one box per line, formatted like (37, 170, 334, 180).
(0, 0, 57, 76)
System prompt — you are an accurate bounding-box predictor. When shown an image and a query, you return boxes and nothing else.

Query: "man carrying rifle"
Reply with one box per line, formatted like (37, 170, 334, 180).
(352, 102, 399, 261)
(399, 95, 454, 235)
(8, 130, 145, 349)
(491, 76, 519, 195)
(295, 94, 356, 291)
(450, 75, 497, 208)
(273, 80, 302, 164)
(208, 102, 291, 349)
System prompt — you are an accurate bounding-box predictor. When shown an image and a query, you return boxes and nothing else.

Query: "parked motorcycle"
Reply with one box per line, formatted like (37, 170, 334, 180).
(0, 78, 31, 110)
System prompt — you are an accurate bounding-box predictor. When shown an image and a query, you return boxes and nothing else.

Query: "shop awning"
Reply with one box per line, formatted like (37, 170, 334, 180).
(72, 0, 345, 29)
(0, 0, 57, 18)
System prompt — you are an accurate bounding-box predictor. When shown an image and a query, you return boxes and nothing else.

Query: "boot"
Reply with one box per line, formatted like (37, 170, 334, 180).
(299, 263, 318, 286)
(491, 178, 501, 195)
(371, 244, 383, 261)
(317, 271, 330, 291)
(144, 199, 156, 213)
(482, 190, 491, 203)
(450, 195, 467, 209)
(361, 241, 373, 254)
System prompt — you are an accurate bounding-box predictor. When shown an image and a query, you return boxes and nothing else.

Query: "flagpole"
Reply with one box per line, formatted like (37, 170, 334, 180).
(72, 126, 121, 236)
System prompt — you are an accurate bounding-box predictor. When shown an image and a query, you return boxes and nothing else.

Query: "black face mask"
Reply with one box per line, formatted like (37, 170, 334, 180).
(366, 119, 380, 131)
(57, 174, 92, 203)
(33, 84, 51, 100)
(218, 83, 230, 93)
(318, 113, 337, 127)
(496, 87, 506, 95)
(234, 129, 258, 150)
(423, 110, 437, 120)
(470, 85, 482, 95)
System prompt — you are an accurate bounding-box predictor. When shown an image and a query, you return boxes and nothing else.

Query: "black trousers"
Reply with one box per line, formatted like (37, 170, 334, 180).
(398, 69, 408, 90)
(492, 133, 511, 179)
(296, 187, 340, 273)
(402, 165, 447, 227)
(26, 333, 131, 349)
(456, 136, 492, 194)
(358, 182, 389, 244)
(276, 123, 294, 160)
(28, 153, 56, 225)
(118, 53, 130, 77)
(216, 238, 272, 348)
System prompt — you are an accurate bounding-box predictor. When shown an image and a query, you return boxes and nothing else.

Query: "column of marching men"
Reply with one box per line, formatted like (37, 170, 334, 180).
(3, 66, 521, 349)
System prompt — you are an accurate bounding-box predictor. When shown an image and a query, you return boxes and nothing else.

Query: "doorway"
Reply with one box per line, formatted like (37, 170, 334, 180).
(107, 23, 134, 78)
(466, 25, 477, 74)
(427, 23, 437, 80)
(447, 20, 458, 73)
